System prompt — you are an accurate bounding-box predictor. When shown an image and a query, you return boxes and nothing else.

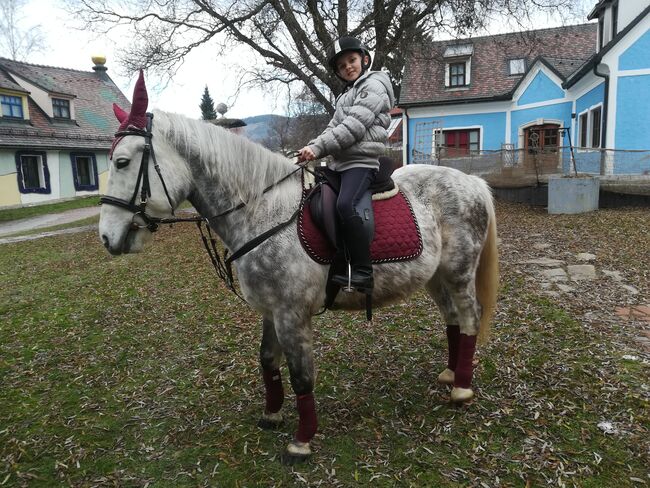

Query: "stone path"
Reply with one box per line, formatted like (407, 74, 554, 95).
(0, 225, 98, 245)
(0, 206, 100, 237)
(519, 248, 649, 354)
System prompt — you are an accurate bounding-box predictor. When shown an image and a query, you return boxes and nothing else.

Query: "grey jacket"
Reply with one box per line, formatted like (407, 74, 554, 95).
(308, 70, 395, 172)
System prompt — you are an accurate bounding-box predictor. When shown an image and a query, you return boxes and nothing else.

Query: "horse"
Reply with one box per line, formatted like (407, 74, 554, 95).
(99, 72, 499, 464)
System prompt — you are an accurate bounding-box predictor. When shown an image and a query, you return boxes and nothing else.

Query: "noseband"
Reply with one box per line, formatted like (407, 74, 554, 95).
(100, 113, 180, 232)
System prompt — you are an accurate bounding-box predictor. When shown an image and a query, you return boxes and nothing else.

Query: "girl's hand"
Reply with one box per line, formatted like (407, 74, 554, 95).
(298, 146, 316, 162)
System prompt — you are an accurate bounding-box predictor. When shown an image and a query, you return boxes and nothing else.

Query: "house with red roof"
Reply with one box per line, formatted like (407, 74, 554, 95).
(399, 0, 650, 175)
(0, 57, 130, 208)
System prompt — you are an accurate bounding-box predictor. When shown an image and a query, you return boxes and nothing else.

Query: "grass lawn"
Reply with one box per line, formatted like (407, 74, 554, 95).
(0, 196, 100, 223)
(1, 201, 648, 486)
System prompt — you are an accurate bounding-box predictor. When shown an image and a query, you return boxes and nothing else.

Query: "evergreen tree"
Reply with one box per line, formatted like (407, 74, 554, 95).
(199, 85, 217, 120)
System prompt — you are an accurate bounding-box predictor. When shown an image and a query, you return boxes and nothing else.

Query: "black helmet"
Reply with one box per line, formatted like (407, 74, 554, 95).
(327, 36, 372, 72)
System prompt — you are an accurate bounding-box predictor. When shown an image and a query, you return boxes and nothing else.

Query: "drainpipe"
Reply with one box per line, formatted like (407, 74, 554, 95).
(403, 107, 409, 165)
(593, 62, 609, 175)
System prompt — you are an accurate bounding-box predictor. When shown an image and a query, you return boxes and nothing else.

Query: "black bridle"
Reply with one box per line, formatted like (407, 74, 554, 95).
(99, 113, 314, 301)
(99, 113, 201, 232)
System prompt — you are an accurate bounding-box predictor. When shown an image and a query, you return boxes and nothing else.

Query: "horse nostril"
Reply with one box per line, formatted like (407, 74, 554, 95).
(101, 235, 110, 249)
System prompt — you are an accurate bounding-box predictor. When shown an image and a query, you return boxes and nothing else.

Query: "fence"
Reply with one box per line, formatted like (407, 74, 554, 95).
(399, 146, 650, 188)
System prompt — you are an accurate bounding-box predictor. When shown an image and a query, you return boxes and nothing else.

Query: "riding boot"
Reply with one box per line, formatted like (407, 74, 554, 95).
(331, 215, 373, 291)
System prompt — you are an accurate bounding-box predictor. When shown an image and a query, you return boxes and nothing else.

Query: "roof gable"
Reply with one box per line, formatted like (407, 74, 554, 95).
(517, 67, 565, 106)
(619, 28, 650, 70)
(400, 23, 597, 107)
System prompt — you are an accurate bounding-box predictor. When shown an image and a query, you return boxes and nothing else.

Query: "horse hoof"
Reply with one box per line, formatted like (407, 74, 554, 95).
(437, 368, 455, 385)
(280, 441, 311, 465)
(450, 386, 474, 403)
(257, 411, 283, 430)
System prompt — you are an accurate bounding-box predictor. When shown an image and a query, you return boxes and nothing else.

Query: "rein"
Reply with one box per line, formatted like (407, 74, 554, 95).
(100, 113, 312, 302)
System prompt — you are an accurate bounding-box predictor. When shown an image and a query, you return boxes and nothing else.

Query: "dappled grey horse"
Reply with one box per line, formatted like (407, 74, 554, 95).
(99, 72, 499, 463)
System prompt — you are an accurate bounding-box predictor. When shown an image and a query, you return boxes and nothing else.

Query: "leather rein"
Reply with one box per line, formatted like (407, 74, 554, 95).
(100, 112, 311, 301)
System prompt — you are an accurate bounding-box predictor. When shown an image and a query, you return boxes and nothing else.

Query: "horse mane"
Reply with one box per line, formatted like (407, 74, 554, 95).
(153, 110, 297, 213)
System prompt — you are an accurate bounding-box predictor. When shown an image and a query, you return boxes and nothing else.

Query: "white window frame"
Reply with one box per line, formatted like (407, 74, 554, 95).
(20, 154, 46, 190)
(577, 103, 604, 150)
(436, 126, 482, 158)
(445, 58, 472, 88)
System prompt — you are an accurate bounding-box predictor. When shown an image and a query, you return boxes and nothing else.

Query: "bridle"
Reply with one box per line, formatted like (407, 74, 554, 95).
(99, 113, 315, 302)
(99, 112, 200, 232)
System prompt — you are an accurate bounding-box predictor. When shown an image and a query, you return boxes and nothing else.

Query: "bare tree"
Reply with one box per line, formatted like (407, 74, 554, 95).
(0, 0, 45, 61)
(67, 0, 581, 114)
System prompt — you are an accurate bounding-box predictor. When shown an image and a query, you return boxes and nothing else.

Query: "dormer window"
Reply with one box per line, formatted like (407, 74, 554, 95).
(449, 62, 466, 86)
(444, 44, 473, 88)
(1, 95, 24, 118)
(509, 58, 526, 75)
(52, 98, 70, 119)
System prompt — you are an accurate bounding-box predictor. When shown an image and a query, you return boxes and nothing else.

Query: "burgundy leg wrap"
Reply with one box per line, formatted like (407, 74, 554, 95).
(295, 393, 318, 443)
(446, 325, 461, 371)
(262, 369, 284, 414)
(454, 334, 477, 389)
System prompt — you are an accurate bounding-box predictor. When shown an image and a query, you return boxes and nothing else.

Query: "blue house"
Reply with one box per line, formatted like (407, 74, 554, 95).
(399, 0, 650, 176)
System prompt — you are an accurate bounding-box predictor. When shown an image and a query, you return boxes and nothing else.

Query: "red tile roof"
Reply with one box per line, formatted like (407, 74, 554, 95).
(0, 57, 130, 150)
(399, 23, 597, 107)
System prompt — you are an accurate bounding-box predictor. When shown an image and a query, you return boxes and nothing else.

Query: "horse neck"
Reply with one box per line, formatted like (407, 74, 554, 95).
(173, 121, 301, 250)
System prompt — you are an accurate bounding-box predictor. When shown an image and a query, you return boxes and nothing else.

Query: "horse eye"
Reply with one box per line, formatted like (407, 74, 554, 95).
(115, 158, 130, 169)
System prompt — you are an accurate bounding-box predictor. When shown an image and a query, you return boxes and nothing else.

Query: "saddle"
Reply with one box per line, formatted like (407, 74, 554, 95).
(298, 156, 422, 320)
(298, 156, 423, 265)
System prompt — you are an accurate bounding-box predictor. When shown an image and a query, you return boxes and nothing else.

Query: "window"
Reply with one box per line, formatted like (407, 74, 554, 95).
(509, 58, 526, 75)
(612, 2, 618, 38)
(440, 129, 480, 157)
(579, 112, 589, 147)
(591, 106, 602, 148)
(15, 151, 50, 194)
(1, 95, 24, 118)
(70, 153, 98, 191)
(449, 62, 466, 87)
(52, 98, 71, 119)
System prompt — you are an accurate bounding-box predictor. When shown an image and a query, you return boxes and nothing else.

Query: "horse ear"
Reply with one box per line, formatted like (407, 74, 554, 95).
(127, 69, 148, 128)
(113, 103, 128, 123)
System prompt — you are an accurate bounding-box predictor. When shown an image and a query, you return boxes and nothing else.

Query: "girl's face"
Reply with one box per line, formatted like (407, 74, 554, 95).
(336, 52, 369, 82)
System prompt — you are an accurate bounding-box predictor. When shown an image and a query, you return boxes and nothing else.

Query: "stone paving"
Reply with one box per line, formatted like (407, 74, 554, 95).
(519, 246, 650, 354)
(0, 206, 100, 237)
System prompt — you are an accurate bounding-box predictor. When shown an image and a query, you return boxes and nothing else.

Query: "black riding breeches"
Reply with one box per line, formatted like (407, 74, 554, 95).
(335, 167, 377, 220)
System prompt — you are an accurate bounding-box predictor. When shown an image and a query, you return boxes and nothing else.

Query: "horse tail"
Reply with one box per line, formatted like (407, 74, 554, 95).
(476, 194, 499, 345)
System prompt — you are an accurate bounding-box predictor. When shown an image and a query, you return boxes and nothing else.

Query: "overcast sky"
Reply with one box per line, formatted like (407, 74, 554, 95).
(15, 0, 283, 120)
(11, 0, 593, 120)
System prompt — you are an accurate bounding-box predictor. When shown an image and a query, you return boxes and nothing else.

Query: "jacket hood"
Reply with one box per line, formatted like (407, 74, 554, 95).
(354, 70, 395, 107)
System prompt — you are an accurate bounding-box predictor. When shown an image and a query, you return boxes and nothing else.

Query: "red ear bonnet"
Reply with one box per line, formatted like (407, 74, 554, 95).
(113, 103, 128, 123)
(114, 69, 149, 131)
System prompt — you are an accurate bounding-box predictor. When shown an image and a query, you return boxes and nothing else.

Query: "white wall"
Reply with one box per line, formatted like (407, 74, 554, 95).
(619, 0, 650, 32)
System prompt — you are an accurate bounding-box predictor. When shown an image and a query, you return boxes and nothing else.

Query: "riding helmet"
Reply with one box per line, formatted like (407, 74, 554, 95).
(327, 36, 372, 72)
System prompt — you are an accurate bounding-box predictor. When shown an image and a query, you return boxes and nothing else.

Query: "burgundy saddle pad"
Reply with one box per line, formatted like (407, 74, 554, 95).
(298, 190, 423, 264)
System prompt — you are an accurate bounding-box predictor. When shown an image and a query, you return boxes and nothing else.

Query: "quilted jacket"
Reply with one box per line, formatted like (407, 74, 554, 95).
(308, 70, 395, 172)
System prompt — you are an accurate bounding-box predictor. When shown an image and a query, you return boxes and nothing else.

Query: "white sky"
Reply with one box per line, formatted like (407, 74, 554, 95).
(16, 0, 284, 119)
(12, 0, 594, 120)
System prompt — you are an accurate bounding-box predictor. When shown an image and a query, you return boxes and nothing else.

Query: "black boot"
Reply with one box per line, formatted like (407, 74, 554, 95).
(331, 215, 373, 291)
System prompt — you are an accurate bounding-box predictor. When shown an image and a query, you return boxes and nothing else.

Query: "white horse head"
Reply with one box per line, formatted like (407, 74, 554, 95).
(99, 71, 191, 255)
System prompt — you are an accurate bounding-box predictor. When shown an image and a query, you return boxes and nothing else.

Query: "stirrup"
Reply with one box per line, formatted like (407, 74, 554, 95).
(342, 263, 354, 293)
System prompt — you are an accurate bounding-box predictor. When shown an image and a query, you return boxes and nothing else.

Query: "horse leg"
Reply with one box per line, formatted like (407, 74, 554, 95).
(426, 277, 460, 386)
(258, 318, 285, 429)
(447, 280, 482, 403)
(273, 313, 317, 465)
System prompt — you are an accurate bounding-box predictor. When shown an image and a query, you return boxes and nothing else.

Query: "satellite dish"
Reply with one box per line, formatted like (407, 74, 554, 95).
(216, 103, 228, 117)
